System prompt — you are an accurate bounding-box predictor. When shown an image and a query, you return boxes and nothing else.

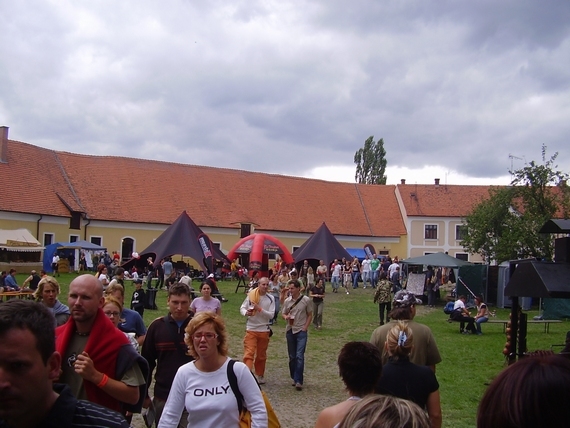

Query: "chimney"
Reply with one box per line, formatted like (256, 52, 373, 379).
(0, 126, 7, 163)
(401, 179, 406, 185)
(435, 178, 440, 186)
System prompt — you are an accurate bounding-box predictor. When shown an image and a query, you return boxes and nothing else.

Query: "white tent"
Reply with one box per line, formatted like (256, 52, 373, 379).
(0, 229, 44, 251)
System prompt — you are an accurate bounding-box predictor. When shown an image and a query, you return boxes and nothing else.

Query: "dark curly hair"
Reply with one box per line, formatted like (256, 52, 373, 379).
(338, 341, 383, 397)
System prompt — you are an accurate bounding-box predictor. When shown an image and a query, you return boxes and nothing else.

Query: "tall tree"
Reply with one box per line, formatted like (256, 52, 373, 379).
(462, 145, 569, 264)
(354, 136, 387, 184)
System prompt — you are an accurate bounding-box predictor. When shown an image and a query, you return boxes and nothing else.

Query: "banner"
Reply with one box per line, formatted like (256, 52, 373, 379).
(363, 244, 376, 258)
(198, 233, 214, 274)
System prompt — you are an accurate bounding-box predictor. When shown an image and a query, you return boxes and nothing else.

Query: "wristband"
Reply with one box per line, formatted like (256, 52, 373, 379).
(96, 374, 109, 388)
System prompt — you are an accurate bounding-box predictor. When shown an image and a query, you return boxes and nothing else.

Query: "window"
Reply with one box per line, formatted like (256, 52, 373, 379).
(213, 242, 221, 250)
(455, 225, 467, 241)
(424, 225, 438, 240)
(70, 212, 81, 230)
(69, 235, 79, 243)
(43, 233, 54, 246)
(292, 246, 300, 253)
(267, 253, 276, 260)
(455, 253, 468, 261)
(90, 237, 102, 246)
(240, 224, 251, 238)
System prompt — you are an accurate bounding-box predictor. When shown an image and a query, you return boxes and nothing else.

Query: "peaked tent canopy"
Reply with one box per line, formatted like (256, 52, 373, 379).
(401, 252, 473, 268)
(122, 211, 229, 274)
(292, 222, 352, 265)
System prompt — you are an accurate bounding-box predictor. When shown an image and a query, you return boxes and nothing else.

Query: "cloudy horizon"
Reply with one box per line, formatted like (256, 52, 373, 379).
(1, 0, 569, 186)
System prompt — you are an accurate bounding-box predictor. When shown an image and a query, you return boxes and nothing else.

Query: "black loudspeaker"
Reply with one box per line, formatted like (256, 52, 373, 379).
(554, 237, 570, 263)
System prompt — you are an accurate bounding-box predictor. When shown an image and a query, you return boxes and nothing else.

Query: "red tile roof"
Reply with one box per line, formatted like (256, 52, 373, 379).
(2, 140, 407, 237)
(397, 184, 496, 217)
(0, 140, 84, 217)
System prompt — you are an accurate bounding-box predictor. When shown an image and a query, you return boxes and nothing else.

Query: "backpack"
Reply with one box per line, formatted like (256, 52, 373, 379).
(227, 360, 281, 428)
(443, 301, 455, 315)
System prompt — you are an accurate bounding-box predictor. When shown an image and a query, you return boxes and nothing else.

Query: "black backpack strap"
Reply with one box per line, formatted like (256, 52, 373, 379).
(227, 359, 244, 413)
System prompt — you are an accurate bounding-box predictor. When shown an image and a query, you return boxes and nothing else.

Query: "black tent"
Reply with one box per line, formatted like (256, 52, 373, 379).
(292, 222, 352, 266)
(122, 211, 228, 274)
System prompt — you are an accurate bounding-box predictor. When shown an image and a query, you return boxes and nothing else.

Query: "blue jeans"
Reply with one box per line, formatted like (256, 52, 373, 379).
(476, 316, 488, 333)
(286, 329, 308, 385)
(371, 270, 379, 288)
(352, 271, 359, 288)
(331, 276, 340, 290)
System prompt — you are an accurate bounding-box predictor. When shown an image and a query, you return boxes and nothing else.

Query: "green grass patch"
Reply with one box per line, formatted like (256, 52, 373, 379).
(17, 273, 569, 428)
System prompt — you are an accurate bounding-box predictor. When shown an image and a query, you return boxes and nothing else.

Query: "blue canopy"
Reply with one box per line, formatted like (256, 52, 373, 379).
(345, 247, 367, 260)
(43, 241, 107, 273)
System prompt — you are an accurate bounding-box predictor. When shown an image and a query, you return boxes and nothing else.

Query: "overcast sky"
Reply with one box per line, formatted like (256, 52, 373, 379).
(2, 0, 569, 185)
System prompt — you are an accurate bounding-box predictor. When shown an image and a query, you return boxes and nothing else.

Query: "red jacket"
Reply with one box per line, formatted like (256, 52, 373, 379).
(56, 309, 144, 412)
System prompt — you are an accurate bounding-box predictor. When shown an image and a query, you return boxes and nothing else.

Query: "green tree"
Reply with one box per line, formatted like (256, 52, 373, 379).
(354, 136, 387, 184)
(462, 145, 569, 264)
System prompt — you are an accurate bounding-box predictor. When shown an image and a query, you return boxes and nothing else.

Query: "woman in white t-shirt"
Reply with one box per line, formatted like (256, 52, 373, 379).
(158, 312, 266, 427)
(190, 279, 221, 315)
(95, 264, 110, 289)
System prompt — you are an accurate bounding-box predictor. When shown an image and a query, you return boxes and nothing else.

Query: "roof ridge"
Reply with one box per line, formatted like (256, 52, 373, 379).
(53, 151, 86, 212)
(56, 149, 349, 185)
(354, 183, 374, 235)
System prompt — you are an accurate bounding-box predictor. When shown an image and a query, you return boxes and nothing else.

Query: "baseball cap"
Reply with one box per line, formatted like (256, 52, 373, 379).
(393, 290, 422, 307)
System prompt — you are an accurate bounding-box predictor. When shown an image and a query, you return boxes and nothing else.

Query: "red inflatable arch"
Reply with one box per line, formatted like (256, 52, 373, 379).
(227, 233, 293, 278)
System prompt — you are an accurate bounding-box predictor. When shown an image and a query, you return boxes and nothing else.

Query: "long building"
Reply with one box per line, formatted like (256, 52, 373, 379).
(0, 126, 491, 264)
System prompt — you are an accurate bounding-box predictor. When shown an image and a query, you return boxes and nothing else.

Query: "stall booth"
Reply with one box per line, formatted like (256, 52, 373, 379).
(504, 219, 570, 364)
(0, 229, 44, 272)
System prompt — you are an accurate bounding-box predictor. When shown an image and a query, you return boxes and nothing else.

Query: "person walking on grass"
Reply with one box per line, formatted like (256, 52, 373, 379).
(282, 279, 313, 391)
(370, 254, 381, 288)
(373, 272, 392, 326)
(141, 283, 194, 427)
(310, 278, 325, 330)
(315, 341, 383, 428)
(375, 321, 442, 428)
(330, 259, 342, 293)
(0, 300, 129, 428)
(56, 275, 148, 415)
(239, 277, 275, 385)
(370, 290, 442, 372)
(361, 255, 371, 288)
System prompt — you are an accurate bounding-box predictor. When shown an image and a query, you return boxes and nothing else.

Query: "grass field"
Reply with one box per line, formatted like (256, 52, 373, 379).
(13, 273, 569, 428)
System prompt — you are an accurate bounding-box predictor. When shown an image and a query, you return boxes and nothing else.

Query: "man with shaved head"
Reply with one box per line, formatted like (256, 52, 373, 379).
(56, 274, 148, 415)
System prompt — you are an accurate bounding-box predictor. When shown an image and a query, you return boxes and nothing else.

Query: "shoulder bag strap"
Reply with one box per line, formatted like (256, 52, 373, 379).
(288, 295, 305, 311)
(227, 359, 244, 413)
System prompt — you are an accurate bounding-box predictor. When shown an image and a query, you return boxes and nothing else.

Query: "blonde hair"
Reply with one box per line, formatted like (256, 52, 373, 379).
(104, 295, 123, 312)
(338, 394, 430, 428)
(105, 283, 125, 298)
(384, 321, 414, 361)
(185, 312, 228, 359)
(34, 276, 60, 301)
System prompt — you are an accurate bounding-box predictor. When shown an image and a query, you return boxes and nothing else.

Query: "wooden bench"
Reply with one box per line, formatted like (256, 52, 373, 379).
(448, 318, 562, 333)
(0, 290, 35, 302)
